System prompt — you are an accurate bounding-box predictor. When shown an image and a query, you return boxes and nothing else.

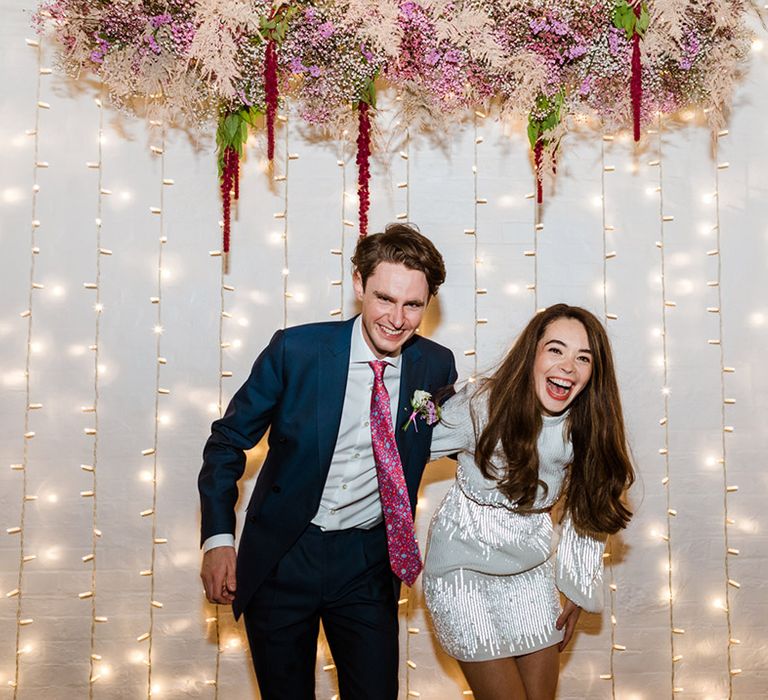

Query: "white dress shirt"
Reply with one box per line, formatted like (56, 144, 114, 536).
(203, 316, 401, 551)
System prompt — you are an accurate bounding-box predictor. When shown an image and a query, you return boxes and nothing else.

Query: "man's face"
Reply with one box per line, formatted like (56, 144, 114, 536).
(353, 262, 430, 358)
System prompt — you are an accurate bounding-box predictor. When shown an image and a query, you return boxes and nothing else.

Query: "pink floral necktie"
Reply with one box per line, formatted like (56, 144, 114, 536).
(369, 360, 423, 587)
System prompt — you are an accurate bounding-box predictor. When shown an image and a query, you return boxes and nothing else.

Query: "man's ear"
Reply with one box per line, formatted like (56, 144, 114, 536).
(352, 270, 365, 300)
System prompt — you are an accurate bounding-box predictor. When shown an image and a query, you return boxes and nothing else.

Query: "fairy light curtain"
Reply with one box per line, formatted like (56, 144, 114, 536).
(1, 1, 767, 698)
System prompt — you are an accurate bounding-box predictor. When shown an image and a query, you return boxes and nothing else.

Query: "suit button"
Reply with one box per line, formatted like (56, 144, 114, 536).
(278, 436, 287, 443)
(272, 485, 281, 493)
(248, 514, 258, 524)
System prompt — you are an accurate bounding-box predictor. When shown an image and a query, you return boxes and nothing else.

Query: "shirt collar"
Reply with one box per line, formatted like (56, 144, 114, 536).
(350, 315, 403, 368)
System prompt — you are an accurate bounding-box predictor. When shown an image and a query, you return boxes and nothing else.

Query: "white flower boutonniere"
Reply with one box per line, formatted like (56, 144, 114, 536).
(401, 389, 441, 432)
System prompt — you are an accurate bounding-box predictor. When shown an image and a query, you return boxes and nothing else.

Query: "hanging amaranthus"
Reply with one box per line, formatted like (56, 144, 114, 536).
(261, 3, 296, 161)
(527, 91, 564, 205)
(613, 0, 650, 141)
(356, 77, 377, 238)
(216, 108, 261, 254)
(264, 38, 278, 160)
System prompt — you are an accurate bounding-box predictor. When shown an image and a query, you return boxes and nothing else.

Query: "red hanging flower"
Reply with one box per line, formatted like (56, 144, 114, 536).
(527, 91, 563, 206)
(613, 1, 649, 141)
(219, 145, 241, 254)
(630, 4, 643, 141)
(265, 39, 278, 161)
(356, 101, 371, 238)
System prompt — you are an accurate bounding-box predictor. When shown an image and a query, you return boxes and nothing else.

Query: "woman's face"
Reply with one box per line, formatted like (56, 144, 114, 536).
(533, 317, 593, 415)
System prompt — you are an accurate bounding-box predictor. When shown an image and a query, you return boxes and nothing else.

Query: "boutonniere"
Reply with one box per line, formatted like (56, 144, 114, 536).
(401, 389, 440, 432)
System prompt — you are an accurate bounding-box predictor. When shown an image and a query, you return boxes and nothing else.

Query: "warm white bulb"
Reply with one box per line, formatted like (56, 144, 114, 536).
(1, 187, 23, 204)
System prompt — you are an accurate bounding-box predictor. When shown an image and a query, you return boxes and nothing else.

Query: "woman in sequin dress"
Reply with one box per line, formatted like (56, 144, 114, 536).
(424, 304, 634, 700)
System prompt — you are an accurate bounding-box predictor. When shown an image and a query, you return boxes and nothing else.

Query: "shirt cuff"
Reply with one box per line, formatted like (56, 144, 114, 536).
(202, 534, 235, 552)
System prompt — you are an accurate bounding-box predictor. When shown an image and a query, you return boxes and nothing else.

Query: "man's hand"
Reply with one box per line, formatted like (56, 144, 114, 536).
(555, 598, 582, 651)
(200, 546, 237, 605)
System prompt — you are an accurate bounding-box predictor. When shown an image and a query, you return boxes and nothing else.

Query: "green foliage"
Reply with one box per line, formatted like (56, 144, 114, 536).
(527, 91, 564, 149)
(358, 73, 379, 108)
(216, 107, 262, 175)
(612, 1, 650, 40)
(259, 5, 299, 45)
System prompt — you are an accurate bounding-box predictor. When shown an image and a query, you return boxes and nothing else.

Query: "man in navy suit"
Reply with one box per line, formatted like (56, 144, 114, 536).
(199, 223, 457, 699)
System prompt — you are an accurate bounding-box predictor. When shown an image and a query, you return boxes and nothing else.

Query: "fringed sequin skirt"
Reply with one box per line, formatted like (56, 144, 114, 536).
(423, 557, 564, 661)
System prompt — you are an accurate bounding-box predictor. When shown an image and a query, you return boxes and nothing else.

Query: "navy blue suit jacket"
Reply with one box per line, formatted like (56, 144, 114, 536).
(199, 316, 457, 618)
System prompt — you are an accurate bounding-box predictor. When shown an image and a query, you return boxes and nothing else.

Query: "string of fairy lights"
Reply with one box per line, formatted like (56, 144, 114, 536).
(330, 127, 349, 320)
(528, 152, 541, 313)
(463, 112, 484, 382)
(710, 128, 741, 695)
(83, 89, 106, 692)
(597, 132, 622, 696)
(135, 116, 170, 698)
(205, 197, 232, 698)
(398, 124, 417, 700)
(8, 35, 48, 696)
(277, 113, 294, 330)
(651, 119, 684, 696)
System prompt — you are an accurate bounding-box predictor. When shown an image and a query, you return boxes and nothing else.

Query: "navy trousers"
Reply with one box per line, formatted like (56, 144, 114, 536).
(243, 523, 399, 700)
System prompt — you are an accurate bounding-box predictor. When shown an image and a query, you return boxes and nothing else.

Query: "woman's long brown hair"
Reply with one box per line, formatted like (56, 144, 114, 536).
(472, 304, 634, 535)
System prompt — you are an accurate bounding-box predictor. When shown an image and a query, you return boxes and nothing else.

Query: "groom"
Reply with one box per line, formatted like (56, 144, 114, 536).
(199, 223, 457, 699)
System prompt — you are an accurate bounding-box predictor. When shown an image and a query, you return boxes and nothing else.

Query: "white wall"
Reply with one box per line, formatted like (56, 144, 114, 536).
(1, 1, 766, 697)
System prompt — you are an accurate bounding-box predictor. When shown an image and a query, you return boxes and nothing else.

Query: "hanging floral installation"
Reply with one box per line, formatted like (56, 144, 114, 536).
(35, 0, 757, 256)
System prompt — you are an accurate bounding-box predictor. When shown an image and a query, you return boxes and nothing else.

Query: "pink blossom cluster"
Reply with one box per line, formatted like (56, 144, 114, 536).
(279, 6, 382, 123)
(35, 0, 750, 136)
(386, 1, 491, 112)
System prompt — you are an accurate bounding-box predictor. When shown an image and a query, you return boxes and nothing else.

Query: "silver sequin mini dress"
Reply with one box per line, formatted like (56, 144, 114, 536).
(423, 385, 605, 662)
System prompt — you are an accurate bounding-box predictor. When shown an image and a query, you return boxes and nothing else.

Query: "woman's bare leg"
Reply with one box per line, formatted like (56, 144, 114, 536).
(515, 644, 560, 700)
(458, 657, 528, 700)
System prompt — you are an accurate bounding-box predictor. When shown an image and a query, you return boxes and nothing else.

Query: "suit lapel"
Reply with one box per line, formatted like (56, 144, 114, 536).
(316, 318, 355, 470)
(395, 338, 424, 457)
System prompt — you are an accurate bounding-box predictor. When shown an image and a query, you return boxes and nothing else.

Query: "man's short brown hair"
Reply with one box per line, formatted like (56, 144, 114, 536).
(351, 223, 446, 297)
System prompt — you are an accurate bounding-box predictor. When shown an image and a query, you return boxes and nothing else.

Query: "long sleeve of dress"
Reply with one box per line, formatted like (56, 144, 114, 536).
(429, 384, 475, 461)
(554, 513, 606, 613)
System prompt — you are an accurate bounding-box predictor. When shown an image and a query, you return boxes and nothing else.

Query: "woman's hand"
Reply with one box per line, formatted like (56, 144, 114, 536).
(556, 598, 582, 651)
